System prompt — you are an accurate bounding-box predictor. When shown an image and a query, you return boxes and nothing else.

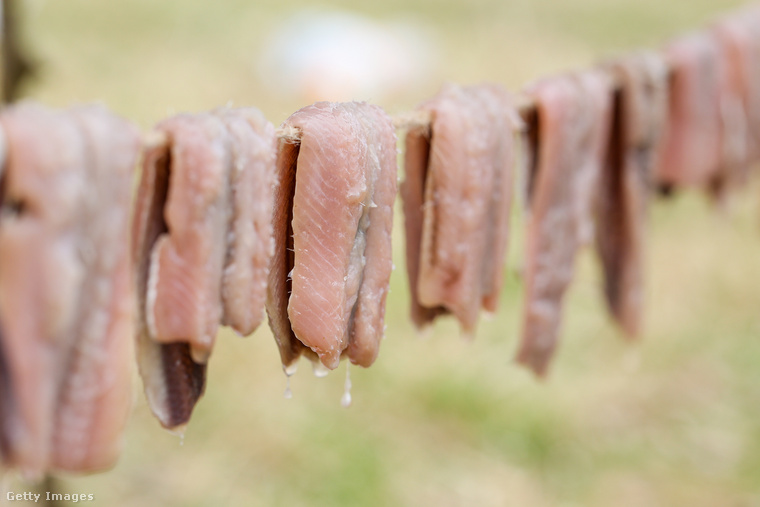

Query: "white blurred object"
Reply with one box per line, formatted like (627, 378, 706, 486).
(258, 10, 438, 103)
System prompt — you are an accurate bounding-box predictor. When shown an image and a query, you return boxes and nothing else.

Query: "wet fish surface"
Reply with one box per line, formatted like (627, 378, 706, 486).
(266, 101, 397, 371)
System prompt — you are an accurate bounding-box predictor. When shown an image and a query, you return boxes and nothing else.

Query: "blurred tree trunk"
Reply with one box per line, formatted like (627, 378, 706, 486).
(2, 0, 34, 102)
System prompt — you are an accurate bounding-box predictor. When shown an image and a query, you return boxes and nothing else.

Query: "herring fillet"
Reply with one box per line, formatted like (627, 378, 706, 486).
(50, 105, 139, 473)
(0, 104, 86, 476)
(145, 114, 230, 364)
(132, 120, 208, 430)
(656, 32, 722, 190)
(597, 53, 668, 338)
(217, 108, 277, 337)
(268, 101, 397, 370)
(401, 84, 518, 335)
(0, 103, 138, 475)
(516, 72, 613, 377)
(401, 125, 448, 329)
(345, 104, 397, 367)
(711, 13, 760, 195)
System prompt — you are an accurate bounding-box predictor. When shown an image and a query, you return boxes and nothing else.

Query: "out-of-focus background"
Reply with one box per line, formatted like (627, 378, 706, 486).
(4, 0, 760, 505)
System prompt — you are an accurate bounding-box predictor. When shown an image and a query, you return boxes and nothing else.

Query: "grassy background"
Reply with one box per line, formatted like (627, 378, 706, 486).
(5, 0, 760, 505)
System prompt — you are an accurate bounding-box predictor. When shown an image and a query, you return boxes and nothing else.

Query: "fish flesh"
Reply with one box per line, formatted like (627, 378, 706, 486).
(656, 32, 722, 191)
(266, 101, 397, 370)
(217, 108, 277, 337)
(134, 108, 276, 430)
(596, 52, 668, 338)
(710, 13, 760, 197)
(401, 83, 519, 335)
(0, 102, 139, 475)
(516, 71, 613, 377)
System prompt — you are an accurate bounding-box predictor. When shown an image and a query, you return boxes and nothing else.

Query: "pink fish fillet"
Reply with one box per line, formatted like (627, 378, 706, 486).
(656, 32, 722, 190)
(401, 84, 519, 335)
(267, 102, 397, 370)
(134, 108, 276, 429)
(710, 13, 760, 196)
(145, 114, 231, 365)
(0, 102, 138, 476)
(596, 52, 668, 338)
(217, 108, 277, 337)
(516, 71, 613, 377)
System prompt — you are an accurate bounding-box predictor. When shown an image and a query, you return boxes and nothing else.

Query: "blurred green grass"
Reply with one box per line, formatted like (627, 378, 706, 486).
(6, 0, 760, 505)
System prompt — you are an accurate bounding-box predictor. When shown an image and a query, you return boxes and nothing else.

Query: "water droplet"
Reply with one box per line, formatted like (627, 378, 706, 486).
(341, 365, 352, 408)
(284, 375, 293, 399)
(312, 360, 329, 378)
(283, 362, 299, 377)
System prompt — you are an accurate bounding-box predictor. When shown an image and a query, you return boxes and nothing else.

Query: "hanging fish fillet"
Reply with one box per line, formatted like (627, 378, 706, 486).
(266, 101, 397, 371)
(656, 32, 722, 190)
(133, 108, 276, 430)
(710, 12, 760, 196)
(217, 108, 277, 336)
(516, 71, 613, 377)
(401, 84, 519, 335)
(596, 52, 668, 338)
(0, 102, 139, 475)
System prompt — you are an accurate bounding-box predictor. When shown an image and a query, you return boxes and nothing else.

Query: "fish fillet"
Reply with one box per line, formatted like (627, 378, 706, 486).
(0, 102, 138, 475)
(267, 102, 397, 370)
(656, 32, 722, 190)
(134, 108, 276, 429)
(516, 71, 613, 377)
(596, 52, 668, 338)
(401, 83, 519, 335)
(145, 114, 231, 363)
(217, 108, 277, 336)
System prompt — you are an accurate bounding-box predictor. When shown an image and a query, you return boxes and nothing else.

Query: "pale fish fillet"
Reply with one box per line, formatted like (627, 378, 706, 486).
(0, 103, 87, 477)
(50, 105, 139, 473)
(145, 114, 230, 364)
(656, 32, 721, 190)
(402, 83, 519, 336)
(132, 118, 213, 430)
(0, 102, 138, 476)
(710, 13, 760, 197)
(268, 101, 396, 370)
(216, 108, 277, 337)
(344, 103, 397, 367)
(596, 52, 668, 338)
(401, 123, 448, 329)
(516, 71, 613, 377)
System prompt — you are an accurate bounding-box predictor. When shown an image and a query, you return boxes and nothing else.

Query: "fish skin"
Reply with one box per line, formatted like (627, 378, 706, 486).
(401, 84, 518, 336)
(217, 108, 277, 337)
(0, 103, 138, 476)
(597, 52, 668, 338)
(401, 125, 449, 329)
(656, 32, 722, 189)
(516, 71, 613, 377)
(268, 101, 397, 370)
(266, 138, 310, 370)
(146, 114, 231, 362)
